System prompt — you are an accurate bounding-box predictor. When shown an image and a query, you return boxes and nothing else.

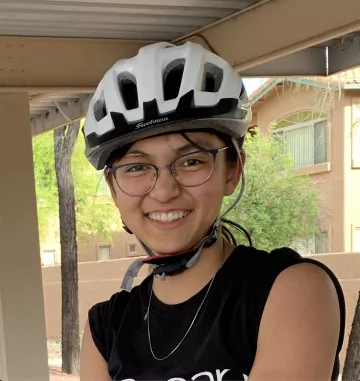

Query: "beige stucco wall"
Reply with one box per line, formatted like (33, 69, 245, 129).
(39, 228, 145, 264)
(78, 230, 145, 262)
(253, 84, 350, 253)
(303, 253, 360, 370)
(42, 257, 150, 340)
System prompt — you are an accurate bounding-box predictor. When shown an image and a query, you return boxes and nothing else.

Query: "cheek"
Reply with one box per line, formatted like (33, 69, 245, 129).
(113, 192, 142, 226)
(190, 175, 226, 213)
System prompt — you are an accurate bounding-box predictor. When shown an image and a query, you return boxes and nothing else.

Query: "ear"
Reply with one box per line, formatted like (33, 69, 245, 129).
(224, 150, 246, 196)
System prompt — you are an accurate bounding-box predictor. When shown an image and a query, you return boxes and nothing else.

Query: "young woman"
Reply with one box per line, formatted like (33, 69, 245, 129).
(80, 41, 345, 381)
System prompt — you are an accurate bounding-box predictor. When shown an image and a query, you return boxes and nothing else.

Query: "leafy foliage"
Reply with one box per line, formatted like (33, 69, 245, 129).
(32, 123, 121, 246)
(222, 127, 322, 251)
(32, 131, 59, 243)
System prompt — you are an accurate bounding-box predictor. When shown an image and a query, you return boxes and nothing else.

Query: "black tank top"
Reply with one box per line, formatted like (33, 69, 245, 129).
(88, 245, 346, 381)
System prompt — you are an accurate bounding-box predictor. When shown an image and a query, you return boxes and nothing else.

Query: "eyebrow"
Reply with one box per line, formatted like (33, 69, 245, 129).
(124, 140, 216, 158)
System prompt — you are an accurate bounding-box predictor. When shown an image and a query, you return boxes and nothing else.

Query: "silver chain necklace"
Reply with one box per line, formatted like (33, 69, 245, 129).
(144, 274, 216, 361)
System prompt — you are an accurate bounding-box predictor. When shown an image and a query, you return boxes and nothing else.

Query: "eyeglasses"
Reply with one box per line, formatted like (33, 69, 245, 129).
(106, 147, 228, 197)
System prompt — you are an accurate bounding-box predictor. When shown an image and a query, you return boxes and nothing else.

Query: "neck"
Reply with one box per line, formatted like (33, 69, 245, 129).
(152, 237, 234, 305)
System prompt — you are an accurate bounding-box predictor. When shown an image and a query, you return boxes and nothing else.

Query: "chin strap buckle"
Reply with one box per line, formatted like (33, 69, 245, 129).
(151, 255, 191, 278)
(120, 218, 221, 291)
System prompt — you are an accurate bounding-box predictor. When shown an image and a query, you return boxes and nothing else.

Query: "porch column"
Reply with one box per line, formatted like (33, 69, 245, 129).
(0, 93, 49, 381)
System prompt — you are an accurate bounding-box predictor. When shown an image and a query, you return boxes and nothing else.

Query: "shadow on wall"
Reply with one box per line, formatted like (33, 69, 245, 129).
(42, 256, 149, 339)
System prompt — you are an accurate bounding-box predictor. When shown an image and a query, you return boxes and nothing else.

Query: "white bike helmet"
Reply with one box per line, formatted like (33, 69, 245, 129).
(83, 41, 251, 170)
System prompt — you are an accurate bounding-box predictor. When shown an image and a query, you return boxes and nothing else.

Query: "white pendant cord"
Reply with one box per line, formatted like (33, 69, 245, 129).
(144, 274, 215, 361)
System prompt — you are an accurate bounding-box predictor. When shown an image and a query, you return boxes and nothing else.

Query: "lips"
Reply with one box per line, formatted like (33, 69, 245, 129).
(146, 210, 191, 222)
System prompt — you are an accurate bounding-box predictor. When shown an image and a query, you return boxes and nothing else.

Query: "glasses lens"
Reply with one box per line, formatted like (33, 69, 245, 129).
(173, 151, 215, 187)
(115, 164, 157, 196)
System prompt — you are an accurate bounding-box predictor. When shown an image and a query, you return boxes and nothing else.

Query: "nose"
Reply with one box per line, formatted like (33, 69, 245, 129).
(148, 165, 180, 203)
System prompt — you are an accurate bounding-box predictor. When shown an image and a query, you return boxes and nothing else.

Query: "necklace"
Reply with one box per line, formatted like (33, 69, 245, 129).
(144, 273, 216, 361)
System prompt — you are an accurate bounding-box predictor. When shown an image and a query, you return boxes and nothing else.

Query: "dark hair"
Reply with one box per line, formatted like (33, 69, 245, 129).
(105, 129, 252, 248)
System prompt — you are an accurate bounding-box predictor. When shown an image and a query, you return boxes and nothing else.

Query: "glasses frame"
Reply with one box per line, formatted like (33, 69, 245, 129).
(106, 147, 228, 197)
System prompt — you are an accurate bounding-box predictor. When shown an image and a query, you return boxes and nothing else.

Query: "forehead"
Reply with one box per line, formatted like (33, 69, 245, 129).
(130, 131, 221, 152)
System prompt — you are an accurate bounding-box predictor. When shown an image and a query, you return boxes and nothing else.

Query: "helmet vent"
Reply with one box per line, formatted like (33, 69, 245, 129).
(239, 82, 246, 98)
(163, 58, 185, 101)
(118, 72, 139, 110)
(93, 91, 107, 122)
(202, 63, 223, 93)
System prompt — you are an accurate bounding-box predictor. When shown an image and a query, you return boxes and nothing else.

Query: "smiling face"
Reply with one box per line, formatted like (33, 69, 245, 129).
(107, 131, 242, 254)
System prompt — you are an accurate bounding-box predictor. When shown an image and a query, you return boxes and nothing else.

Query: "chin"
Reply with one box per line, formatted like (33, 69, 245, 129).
(145, 239, 192, 254)
(139, 229, 204, 254)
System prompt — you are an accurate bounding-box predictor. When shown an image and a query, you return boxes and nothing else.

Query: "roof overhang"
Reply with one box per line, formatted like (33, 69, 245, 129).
(174, 0, 360, 77)
(250, 76, 360, 111)
(0, 0, 359, 135)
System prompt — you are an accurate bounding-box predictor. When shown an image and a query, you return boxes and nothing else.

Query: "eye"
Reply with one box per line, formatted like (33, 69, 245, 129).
(123, 163, 152, 173)
(176, 151, 212, 169)
(181, 158, 202, 167)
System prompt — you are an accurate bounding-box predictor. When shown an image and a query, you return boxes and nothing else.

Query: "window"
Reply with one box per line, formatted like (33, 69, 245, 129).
(42, 250, 56, 266)
(98, 245, 111, 261)
(354, 228, 360, 253)
(315, 231, 328, 254)
(273, 111, 328, 168)
(127, 243, 139, 257)
(293, 231, 328, 254)
(352, 101, 360, 168)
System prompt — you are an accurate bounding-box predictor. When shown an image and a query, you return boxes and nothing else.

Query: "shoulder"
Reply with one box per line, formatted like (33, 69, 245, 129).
(232, 244, 343, 294)
(260, 247, 346, 327)
(89, 290, 131, 325)
(249, 251, 345, 380)
(87, 290, 131, 361)
(87, 277, 150, 361)
(228, 245, 301, 282)
(241, 245, 345, 330)
(88, 277, 148, 329)
(233, 245, 346, 380)
(231, 245, 345, 347)
(263, 258, 342, 330)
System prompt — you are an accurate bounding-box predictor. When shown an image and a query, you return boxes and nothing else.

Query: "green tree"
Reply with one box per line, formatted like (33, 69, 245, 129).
(222, 127, 322, 251)
(54, 122, 80, 374)
(32, 131, 58, 244)
(71, 131, 121, 243)
(32, 122, 120, 248)
(33, 121, 121, 375)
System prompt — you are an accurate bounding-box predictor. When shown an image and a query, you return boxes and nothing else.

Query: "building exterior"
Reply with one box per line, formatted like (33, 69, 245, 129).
(249, 71, 360, 254)
(40, 219, 145, 266)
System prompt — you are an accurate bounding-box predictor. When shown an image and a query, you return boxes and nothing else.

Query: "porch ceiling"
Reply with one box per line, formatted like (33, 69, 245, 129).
(0, 0, 359, 135)
(0, 0, 262, 41)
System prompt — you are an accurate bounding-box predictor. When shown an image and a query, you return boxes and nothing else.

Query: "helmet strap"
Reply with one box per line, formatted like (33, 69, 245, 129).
(120, 218, 220, 291)
(142, 217, 220, 279)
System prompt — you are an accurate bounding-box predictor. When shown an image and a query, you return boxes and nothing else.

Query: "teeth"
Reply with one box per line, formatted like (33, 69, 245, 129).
(148, 211, 190, 222)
